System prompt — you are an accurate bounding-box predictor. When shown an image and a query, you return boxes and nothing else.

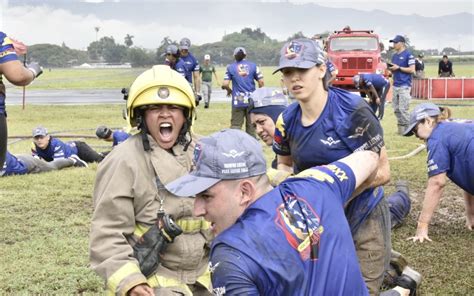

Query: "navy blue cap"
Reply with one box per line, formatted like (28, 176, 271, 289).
(179, 38, 191, 50)
(166, 129, 267, 197)
(233, 47, 247, 56)
(273, 38, 326, 74)
(389, 35, 406, 43)
(403, 103, 441, 136)
(161, 44, 179, 57)
(32, 126, 48, 137)
(249, 87, 289, 122)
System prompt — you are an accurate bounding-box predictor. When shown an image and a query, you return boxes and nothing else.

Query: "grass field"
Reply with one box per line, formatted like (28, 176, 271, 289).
(1, 69, 474, 294)
(6, 63, 474, 91)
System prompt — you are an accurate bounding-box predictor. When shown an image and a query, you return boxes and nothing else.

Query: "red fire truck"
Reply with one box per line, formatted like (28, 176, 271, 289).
(326, 26, 388, 90)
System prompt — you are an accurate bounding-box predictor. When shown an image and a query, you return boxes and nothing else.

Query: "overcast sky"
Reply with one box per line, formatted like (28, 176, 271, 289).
(289, 0, 473, 17)
(1, 0, 473, 51)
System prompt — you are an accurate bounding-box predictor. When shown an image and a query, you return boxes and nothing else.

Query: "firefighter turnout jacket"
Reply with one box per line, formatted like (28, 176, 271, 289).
(89, 134, 212, 295)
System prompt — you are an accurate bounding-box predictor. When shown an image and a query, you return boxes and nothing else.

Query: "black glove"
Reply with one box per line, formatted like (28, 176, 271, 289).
(27, 62, 43, 78)
(195, 94, 202, 106)
(133, 214, 182, 277)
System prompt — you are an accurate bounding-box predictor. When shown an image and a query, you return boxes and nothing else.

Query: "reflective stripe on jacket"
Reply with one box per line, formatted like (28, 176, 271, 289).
(90, 134, 213, 295)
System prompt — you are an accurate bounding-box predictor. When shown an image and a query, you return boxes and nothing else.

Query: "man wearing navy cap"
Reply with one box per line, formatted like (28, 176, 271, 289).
(31, 126, 103, 164)
(95, 126, 130, 147)
(166, 129, 413, 296)
(179, 37, 201, 99)
(388, 35, 415, 135)
(222, 47, 264, 137)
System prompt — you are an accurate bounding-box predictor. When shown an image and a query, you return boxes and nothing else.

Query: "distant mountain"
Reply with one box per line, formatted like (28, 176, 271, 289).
(9, 1, 474, 51)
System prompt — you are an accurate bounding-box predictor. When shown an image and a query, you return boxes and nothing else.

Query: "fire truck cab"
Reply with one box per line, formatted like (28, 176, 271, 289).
(326, 26, 387, 90)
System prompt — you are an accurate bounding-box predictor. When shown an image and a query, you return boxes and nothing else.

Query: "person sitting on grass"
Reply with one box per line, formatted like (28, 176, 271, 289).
(403, 103, 474, 242)
(1, 150, 85, 177)
(31, 126, 103, 164)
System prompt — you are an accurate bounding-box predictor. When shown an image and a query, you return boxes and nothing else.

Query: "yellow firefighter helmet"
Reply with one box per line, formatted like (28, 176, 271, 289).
(126, 65, 196, 128)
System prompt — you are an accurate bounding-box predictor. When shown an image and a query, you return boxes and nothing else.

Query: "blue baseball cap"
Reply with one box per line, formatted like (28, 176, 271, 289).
(179, 38, 191, 50)
(32, 126, 48, 137)
(166, 129, 267, 197)
(161, 44, 179, 57)
(389, 35, 406, 43)
(249, 87, 289, 122)
(273, 38, 326, 74)
(403, 103, 441, 136)
(233, 47, 247, 56)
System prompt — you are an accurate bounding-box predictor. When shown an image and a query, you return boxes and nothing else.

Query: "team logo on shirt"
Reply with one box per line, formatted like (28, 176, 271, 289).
(212, 286, 226, 296)
(320, 136, 341, 146)
(208, 261, 220, 273)
(427, 158, 439, 173)
(275, 195, 323, 261)
(348, 123, 370, 139)
(274, 113, 286, 144)
(284, 41, 303, 59)
(237, 63, 249, 77)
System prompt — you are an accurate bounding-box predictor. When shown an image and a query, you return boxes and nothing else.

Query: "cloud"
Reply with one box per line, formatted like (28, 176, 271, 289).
(3, 5, 230, 49)
(3, 3, 473, 51)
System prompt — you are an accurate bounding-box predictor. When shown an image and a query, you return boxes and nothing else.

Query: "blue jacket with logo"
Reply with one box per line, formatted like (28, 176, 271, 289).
(210, 162, 368, 296)
(224, 60, 263, 108)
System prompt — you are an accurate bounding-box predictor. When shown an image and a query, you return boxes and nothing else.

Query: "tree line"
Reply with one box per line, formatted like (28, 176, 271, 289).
(27, 28, 472, 68)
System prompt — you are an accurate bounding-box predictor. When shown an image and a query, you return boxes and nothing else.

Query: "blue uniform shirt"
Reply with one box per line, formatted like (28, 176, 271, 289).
(273, 87, 385, 233)
(326, 60, 337, 73)
(166, 58, 186, 78)
(0, 31, 19, 115)
(1, 151, 28, 176)
(180, 53, 199, 83)
(112, 131, 130, 146)
(32, 137, 78, 161)
(360, 73, 389, 90)
(426, 122, 474, 194)
(210, 162, 368, 296)
(391, 49, 415, 87)
(224, 60, 263, 108)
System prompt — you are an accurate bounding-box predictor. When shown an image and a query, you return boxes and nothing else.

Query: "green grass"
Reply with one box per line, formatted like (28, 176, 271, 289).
(1, 93, 474, 292)
(423, 62, 474, 78)
(5, 63, 473, 91)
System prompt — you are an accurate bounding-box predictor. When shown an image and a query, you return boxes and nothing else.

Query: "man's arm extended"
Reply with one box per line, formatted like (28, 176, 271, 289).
(351, 146, 390, 198)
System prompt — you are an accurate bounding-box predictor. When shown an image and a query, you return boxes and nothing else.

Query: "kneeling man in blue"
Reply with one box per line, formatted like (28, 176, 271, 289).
(167, 129, 411, 296)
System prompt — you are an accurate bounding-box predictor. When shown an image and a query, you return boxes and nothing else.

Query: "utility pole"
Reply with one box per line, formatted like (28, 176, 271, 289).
(94, 26, 100, 42)
(458, 45, 461, 64)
